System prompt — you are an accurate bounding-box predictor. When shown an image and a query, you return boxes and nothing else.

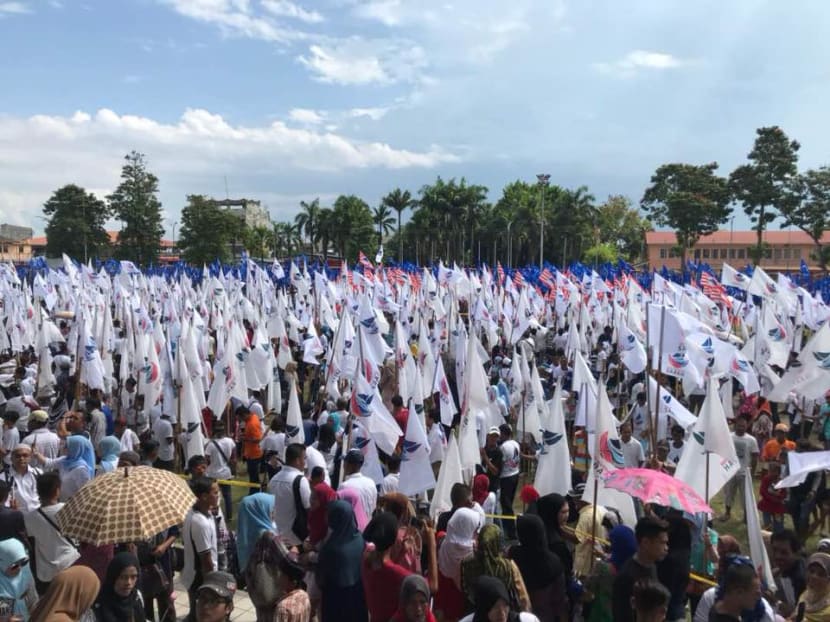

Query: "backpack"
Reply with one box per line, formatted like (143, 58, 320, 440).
(291, 474, 309, 541)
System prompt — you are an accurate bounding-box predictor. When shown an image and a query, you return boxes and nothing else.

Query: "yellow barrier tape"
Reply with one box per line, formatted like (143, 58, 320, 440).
(178, 473, 262, 489)
(484, 514, 717, 588)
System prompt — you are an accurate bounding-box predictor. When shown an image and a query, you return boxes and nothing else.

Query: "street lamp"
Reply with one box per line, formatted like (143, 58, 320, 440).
(536, 173, 551, 270)
(506, 220, 514, 268)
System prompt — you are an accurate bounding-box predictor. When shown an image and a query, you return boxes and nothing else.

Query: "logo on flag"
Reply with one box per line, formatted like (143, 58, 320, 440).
(731, 357, 750, 373)
(401, 439, 423, 461)
(360, 317, 379, 335)
(668, 349, 689, 370)
(354, 392, 374, 417)
(598, 431, 625, 469)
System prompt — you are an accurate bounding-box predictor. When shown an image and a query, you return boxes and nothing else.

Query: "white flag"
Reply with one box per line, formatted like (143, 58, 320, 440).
(398, 403, 436, 496)
(285, 377, 306, 445)
(351, 372, 402, 455)
(429, 433, 463, 520)
(535, 383, 572, 496)
(744, 477, 776, 591)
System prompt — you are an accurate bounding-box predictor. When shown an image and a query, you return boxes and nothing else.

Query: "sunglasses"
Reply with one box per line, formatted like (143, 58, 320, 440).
(7, 558, 28, 572)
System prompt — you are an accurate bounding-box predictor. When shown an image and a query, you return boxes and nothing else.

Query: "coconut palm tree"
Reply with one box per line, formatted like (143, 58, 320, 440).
(372, 204, 395, 248)
(294, 198, 320, 254)
(381, 188, 414, 261)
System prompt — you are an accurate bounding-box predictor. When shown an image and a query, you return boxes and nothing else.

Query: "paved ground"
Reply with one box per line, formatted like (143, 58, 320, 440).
(172, 576, 257, 621)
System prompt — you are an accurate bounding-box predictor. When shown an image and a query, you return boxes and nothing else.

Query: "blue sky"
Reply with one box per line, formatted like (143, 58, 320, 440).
(2, 0, 829, 236)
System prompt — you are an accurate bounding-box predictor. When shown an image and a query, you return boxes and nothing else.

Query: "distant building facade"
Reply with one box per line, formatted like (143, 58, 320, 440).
(212, 198, 271, 230)
(645, 230, 830, 274)
(0, 224, 33, 241)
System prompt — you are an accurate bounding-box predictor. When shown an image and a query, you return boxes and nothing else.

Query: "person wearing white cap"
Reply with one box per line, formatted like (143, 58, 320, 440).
(21, 410, 60, 468)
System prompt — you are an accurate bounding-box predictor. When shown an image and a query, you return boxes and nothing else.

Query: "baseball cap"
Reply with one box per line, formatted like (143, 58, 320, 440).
(774, 423, 789, 433)
(487, 426, 501, 436)
(344, 449, 365, 465)
(198, 571, 237, 600)
(30, 410, 48, 423)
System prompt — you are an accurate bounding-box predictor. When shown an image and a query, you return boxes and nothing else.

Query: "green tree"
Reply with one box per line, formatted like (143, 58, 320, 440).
(315, 207, 334, 261)
(729, 126, 801, 265)
(382, 188, 414, 261)
(594, 195, 651, 261)
(332, 195, 375, 261)
(641, 162, 731, 270)
(372, 204, 395, 244)
(294, 198, 320, 254)
(780, 166, 830, 275)
(273, 221, 302, 258)
(178, 195, 237, 264)
(583, 243, 619, 266)
(108, 151, 164, 265)
(43, 184, 111, 261)
(245, 225, 272, 262)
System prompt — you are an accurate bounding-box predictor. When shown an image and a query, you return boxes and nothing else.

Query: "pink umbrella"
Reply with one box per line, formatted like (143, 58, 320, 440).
(601, 467, 713, 514)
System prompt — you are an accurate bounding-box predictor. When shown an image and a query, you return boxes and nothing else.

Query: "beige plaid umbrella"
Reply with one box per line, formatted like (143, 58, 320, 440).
(56, 466, 195, 545)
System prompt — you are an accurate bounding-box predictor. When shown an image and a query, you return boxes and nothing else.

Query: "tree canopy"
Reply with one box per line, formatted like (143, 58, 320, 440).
(108, 151, 164, 266)
(178, 195, 239, 265)
(641, 162, 731, 269)
(43, 184, 111, 260)
(729, 126, 801, 264)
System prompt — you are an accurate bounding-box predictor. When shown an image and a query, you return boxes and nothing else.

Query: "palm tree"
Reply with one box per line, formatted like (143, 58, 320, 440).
(294, 198, 320, 254)
(372, 204, 395, 248)
(381, 188, 414, 261)
(315, 207, 334, 262)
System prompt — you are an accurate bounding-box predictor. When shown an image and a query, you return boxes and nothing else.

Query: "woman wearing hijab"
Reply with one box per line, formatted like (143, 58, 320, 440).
(96, 437, 122, 474)
(509, 514, 567, 622)
(93, 552, 144, 622)
(337, 487, 369, 531)
(236, 493, 275, 572)
(391, 574, 437, 622)
(36, 435, 95, 500)
(436, 507, 481, 622)
(583, 525, 637, 622)
(472, 475, 496, 525)
(318, 500, 368, 622)
(30, 566, 101, 622)
(380, 493, 423, 573)
(533, 494, 574, 580)
(0, 538, 36, 621)
(308, 483, 337, 547)
(458, 576, 540, 622)
(461, 524, 529, 614)
(796, 552, 830, 621)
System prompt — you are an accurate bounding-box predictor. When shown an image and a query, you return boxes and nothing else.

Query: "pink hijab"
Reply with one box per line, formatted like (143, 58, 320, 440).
(337, 487, 369, 531)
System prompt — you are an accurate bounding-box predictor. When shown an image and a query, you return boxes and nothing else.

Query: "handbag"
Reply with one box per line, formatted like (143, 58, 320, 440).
(291, 474, 309, 541)
(140, 562, 171, 596)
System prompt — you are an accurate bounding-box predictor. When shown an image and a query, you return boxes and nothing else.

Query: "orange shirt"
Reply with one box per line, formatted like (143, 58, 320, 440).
(242, 415, 263, 460)
(761, 438, 795, 462)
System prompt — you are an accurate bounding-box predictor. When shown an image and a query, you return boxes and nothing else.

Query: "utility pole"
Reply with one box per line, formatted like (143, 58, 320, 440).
(536, 173, 550, 269)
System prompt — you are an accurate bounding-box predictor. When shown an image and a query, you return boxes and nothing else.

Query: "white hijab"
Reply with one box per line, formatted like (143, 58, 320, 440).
(438, 507, 482, 588)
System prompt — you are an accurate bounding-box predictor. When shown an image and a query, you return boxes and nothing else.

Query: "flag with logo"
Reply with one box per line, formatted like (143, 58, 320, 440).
(398, 403, 436, 496)
(535, 383, 572, 496)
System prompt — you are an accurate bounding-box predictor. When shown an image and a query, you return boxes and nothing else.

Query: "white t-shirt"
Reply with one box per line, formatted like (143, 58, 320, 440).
(267, 466, 311, 545)
(693, 587, 775, 622)
(153, 417, 176, 461)
(629, 403, 649, 438)
(24, 503, 81, 581)
(339, 472, 378, 518)
(205, 438, 236, 480)
(380, 472, 399, 496)
(667, 441, 685, 466)
(305, 445, 331, 485)
(621, 438, 645, 468)
(22, 429, 61, 467)
(4, 466, 41, 513)
(2, 427, 20, 466)
(261, 431, 286, 463)
(182, 508, 218, 589)
(500, 439, 521, 478)
(119, 428, 141, 453)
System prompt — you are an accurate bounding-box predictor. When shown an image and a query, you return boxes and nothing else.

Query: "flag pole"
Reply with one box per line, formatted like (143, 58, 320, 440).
(651, 305, 667, 459)
(589, 374, 603, 571)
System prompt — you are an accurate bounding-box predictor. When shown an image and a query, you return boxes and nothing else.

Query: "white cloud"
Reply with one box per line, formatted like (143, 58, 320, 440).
(594, 50, 685, 77)
(348, 107, 390, 121)
(261, 0, 322, 24)
(160, 0, 305, 43)
(288, 108, 325, 124)
(0, 107, 459, 230)
(0, 2, 30, 15)
(297, 37, 426, 85)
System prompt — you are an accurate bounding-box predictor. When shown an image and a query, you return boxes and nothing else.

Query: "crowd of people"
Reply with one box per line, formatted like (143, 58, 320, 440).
(1, 257, 830, 622)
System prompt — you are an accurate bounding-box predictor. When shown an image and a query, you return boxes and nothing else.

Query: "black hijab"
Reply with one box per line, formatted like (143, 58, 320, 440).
(318, 500, 365, 588)
(510, 514, 563, 591)
(533, 493, 573, 577)
(472, 576, 520, 622)
(94, 552, 145, 622)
